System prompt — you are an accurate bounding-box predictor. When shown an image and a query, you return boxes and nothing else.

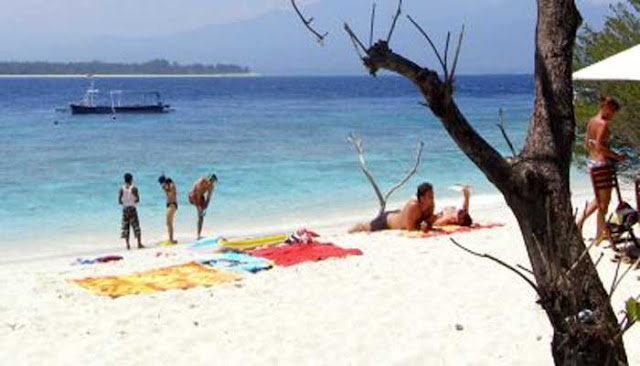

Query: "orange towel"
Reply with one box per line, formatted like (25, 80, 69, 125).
(402, 223, 504, 239)
(71, 262, 241, 298)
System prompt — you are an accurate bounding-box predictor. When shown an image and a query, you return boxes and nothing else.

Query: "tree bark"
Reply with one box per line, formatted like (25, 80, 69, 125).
(359, 0, 627, 364)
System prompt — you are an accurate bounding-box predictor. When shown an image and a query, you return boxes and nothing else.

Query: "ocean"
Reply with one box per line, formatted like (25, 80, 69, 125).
(0, 75, 589, 259)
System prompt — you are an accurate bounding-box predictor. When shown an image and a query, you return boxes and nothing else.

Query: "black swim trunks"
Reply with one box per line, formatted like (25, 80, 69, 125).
(369, 210, 399, 232)
(167, 202, 178, 209)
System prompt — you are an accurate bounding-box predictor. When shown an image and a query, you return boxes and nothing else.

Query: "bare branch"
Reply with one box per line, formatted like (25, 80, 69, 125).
(496, 108, 517, 157)
(593, 252, 605, 269)
(383, 141, 424, 205)
(443, 31, 451, 80)
(566, 237, 597, 277)
(348, 133, 385, 210)
(449, 24, 466, 82)
(610, 256, 623, 295)
(291, 0, 328, 45)
(386, 0, 403, 43)
(344, 23, 368, 59)
(517, 264, 534, 275)
(369, 3, 377, 48)
(611, 257, 640, 296)
(406, 15, 446, 76)
(450, 238, 542, 297)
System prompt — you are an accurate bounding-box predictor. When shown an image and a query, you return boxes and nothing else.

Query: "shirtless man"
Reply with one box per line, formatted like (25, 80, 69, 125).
(576, 96, 626, 240)
(158, 174, 178, 244)
(349, 182, 435, 233)
(189, 174, 217, 239)
(118, 173, 144, 250)
(432, 185, 473, 227)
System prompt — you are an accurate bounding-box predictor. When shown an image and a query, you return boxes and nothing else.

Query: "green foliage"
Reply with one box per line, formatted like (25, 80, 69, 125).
(574, 0, 640, 170)
(626, 297, 639, 323)
(0, 59, 250, 75)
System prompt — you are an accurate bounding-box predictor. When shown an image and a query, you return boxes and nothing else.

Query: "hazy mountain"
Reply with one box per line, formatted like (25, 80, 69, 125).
(0, 0, 612, 75)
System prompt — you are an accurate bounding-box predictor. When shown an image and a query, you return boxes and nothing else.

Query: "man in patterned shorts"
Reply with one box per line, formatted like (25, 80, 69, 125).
(118, 173, 144, 250)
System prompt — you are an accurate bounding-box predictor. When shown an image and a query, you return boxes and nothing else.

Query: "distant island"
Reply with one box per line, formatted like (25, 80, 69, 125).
(0, 59, 251, 76)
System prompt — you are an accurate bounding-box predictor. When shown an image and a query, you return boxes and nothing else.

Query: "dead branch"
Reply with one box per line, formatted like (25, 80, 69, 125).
(517, 264, 534, 275)
(348, 133, 385, 209)
(383, 141, 424, 206)
(344, 23, 368, 59)
(386, 0, 403, 43)
(610, 257, 640, 296)
(450, 238, 542, 297)
(291, 0, 328, 45)
(348, 133, 423, 215)
(497, 108, 517, 157)
(449, 25, 466, 83)
(610, 256, 623, 295)
(369, 3, 376, 48)
(566, 237, 597, 277)
(406, 15, 446, 77)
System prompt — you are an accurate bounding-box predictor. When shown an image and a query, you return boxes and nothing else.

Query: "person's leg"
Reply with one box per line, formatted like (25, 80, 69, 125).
(461, 186, 471, 212)
(595, 187, 612, 243)
(121, 209, 131, 250)
(167, 205, 177, 243)
(576, 198, 599, 234)
(348, 221, 371, 233)
(131, 208, 144, 249)
(197, 207, 204, 239)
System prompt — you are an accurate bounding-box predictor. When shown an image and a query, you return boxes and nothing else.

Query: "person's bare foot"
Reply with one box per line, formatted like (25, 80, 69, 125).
(138, 244, 145, 249)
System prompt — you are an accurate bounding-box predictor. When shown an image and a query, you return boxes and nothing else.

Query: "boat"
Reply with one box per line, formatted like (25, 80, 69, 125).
(69, 80, 170, 115)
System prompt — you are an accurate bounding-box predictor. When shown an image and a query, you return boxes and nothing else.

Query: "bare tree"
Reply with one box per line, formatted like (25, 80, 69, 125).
(292, 0, 628, 364)
(348, 133, 424, 215)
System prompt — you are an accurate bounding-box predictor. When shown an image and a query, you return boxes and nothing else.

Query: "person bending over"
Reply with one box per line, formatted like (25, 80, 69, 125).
(349, 182, 435, 233)
(189, 173, 217, 239)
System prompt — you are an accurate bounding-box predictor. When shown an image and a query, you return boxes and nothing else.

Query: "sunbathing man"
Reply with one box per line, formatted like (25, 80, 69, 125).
(118, 173, 144, 250)
(431, 185, 473, 227)
(189, 173, 217, 239)
(158, 174, 178, 244)
(576, 96, 626, 241)
(349, 182, 435, 233)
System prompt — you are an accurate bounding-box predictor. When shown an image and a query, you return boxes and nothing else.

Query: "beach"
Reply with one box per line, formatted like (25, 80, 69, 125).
(2, 190, 640, 365)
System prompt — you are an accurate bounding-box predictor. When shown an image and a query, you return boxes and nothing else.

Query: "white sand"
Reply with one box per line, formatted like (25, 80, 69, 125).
(1, 191, 640, 365)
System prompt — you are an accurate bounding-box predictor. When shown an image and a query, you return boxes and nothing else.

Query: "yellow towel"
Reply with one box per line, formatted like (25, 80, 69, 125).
(71, 262, 241, 298)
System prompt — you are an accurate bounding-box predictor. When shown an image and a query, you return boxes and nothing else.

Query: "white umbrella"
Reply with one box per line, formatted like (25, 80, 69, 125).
(573, 44, 640, 81)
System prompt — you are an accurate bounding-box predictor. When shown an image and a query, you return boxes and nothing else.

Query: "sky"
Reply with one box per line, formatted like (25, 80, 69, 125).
(0, 0, 623, 75)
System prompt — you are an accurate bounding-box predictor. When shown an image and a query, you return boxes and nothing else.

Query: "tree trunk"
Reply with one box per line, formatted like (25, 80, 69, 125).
(355, 0, 629, 364)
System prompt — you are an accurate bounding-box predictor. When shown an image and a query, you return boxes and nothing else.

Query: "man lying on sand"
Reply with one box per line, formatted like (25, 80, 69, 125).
(349, 183, 472, 233)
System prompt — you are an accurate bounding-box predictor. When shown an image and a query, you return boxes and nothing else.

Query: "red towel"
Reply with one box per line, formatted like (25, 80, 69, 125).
(247, 242, 362, 267)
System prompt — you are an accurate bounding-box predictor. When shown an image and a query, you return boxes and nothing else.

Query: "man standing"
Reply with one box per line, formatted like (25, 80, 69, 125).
(118, 173, 144, 250)
(158, 174, 178, 244)
(189, 173, 217, 239)
(576, 96, 626, 241)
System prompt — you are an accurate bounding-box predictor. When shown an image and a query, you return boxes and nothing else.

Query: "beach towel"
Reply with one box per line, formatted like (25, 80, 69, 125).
(401, 223, 504, 239)
(199, 252, 273, 273)
(74, 255, 123, 265)
(71, 262, 241, 298)
(188, 236, 221, 249)
(247, 242, 362, 267)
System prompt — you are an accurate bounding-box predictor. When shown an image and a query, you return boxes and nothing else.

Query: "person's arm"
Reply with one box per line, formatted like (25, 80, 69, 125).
(118, 188, 123, 205)
(133, 187, 140, 203)
(203, 185, 214, 209)
(595, 128, 626, 161)
(461, 187, 470, 212)
(403, 204, 425, 231)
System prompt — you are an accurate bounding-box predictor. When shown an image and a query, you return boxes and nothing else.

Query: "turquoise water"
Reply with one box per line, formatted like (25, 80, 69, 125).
(0, 75, 553, 256)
